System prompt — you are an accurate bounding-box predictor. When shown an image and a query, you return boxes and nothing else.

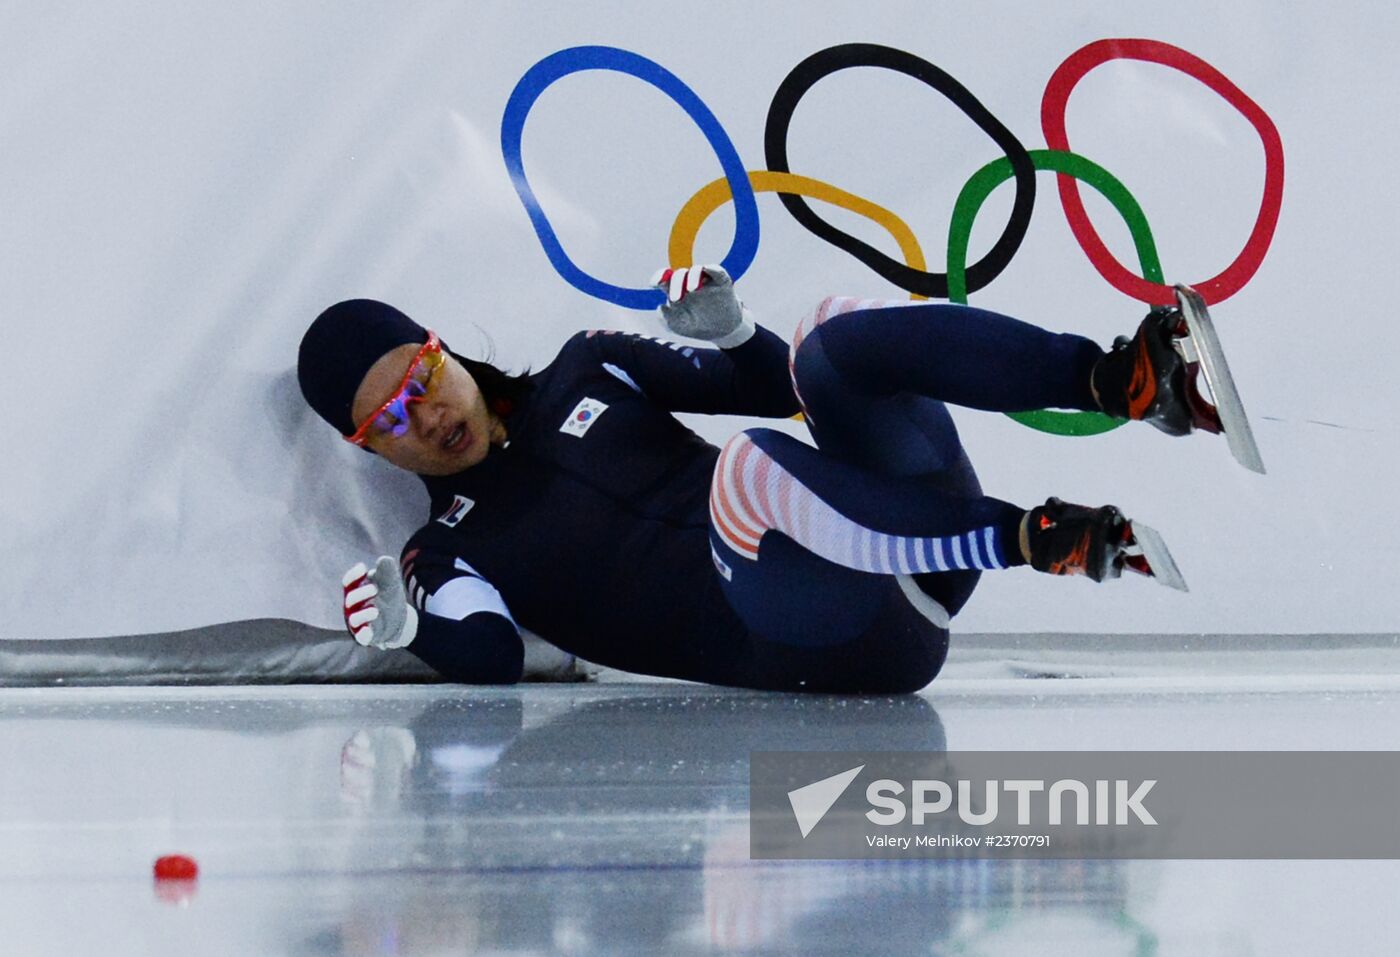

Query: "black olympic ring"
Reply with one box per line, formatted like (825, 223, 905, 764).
(763, 43, 1037, 299)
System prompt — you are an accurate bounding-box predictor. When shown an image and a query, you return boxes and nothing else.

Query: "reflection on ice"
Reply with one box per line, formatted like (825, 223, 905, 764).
(1, 679, 1398, 954)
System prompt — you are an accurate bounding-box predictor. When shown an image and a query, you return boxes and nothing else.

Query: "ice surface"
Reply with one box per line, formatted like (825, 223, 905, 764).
(3, 641, 1399, 956)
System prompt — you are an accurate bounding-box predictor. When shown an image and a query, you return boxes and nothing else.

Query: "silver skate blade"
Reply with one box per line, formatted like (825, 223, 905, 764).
(1174, 284, 1267, 474)
(1126, 522, 1189, 592)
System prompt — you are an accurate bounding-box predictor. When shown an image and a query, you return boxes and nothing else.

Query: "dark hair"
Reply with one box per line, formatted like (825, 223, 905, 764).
(452, 351, 534, 418)
(298, 297, 537, 436)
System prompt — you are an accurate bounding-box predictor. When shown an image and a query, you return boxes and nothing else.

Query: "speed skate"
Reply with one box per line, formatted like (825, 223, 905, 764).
(1120, 520, 1189, 592)
(1171, 284, 1266, 475)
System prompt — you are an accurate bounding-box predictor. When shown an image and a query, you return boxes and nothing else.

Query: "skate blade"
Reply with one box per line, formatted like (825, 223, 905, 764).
(1173, 284, 1266, 475)
(1124, 522, 1189, 592)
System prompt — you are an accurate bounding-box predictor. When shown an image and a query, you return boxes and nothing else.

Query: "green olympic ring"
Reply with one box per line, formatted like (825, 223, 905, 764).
(947, 148, 1164, 436)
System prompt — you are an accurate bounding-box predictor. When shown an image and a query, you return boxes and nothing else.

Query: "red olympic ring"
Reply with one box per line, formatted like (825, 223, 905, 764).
(1042, 38, 1284, 306)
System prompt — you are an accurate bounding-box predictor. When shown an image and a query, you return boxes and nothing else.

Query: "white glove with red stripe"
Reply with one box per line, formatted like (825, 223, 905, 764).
(650, 264, 755, 348)
(342, 556, 419, 650)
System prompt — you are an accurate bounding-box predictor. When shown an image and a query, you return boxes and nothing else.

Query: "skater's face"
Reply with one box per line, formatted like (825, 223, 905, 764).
(350, 342, 500, 476)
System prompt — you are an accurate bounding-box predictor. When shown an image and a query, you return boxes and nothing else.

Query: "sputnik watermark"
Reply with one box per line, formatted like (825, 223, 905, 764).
(752, 751, 1400, 860)
(863, 776, 1156, 827)
(786, 769, 1153, 859)
(787, 766, 1155, 839)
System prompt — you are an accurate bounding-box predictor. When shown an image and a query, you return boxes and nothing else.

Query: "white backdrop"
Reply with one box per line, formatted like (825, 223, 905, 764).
(4, 1, 1396, 640)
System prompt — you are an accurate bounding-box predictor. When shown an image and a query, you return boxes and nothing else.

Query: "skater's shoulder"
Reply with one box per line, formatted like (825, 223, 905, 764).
(401, 520, 462, 562)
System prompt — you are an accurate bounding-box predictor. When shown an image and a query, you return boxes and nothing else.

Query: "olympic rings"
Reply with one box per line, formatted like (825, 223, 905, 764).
(668, 171, 928, 301)
(1042, 39, 1285, 306)
(949, 148, 1165, 436)
(763, 43, 1037, 300)
(500, 39, 1284, 437)
(500, 46, 760, 310)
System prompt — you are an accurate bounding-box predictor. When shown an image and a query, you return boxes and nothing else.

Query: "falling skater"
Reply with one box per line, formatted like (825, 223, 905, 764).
(297, 266, 1256, 691)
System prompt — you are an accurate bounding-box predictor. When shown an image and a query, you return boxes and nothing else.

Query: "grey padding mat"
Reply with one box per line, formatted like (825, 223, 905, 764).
(2, 625, 1395, 687)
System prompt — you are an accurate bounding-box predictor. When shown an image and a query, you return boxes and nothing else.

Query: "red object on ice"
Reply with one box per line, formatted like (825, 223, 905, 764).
(153, 854, 199, 880)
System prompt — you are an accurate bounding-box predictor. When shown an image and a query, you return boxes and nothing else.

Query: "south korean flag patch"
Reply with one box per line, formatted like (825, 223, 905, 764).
(560, 397, 609, 438)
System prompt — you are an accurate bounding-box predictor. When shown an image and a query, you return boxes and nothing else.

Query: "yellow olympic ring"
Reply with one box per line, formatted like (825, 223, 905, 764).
(669, 172, 928, 420)
(668, 171, 929, 302)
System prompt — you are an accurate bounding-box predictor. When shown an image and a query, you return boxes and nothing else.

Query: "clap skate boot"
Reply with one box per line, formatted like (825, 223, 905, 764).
(1093, 284, 1266, 473)
(1026, 498, 1130, 582)
(1026, 497, 1189, 591)
(1091, 307, 1194, 436)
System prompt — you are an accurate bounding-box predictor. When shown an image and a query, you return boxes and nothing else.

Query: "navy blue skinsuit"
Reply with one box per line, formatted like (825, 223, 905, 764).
(401, 306, 1104, 693)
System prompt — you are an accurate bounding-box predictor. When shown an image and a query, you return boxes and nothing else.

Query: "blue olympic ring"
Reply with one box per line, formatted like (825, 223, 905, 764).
(500, 46, 760, 310)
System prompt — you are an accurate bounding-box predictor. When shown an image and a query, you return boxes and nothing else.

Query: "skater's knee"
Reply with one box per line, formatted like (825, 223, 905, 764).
(791, 309, 905, 407)
(790, 296, 844, 358)
(721, 426, 806, 456)
(717, 427, 786, 466)
(788, 322, 853, 412)
(711, 429, 795, 544)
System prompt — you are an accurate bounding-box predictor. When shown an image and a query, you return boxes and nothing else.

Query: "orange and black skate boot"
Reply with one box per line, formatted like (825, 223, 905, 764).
(1026, 497, 1130, 583)
(1091, 307, 1193, 436)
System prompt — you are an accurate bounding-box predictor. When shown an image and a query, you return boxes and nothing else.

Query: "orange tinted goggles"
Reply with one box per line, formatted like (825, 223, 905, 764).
(345, 332, 445, 447)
